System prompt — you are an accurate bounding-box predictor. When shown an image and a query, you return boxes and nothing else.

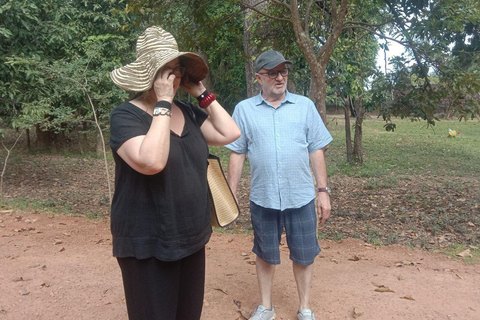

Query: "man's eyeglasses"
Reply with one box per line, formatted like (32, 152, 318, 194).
(171, 67, 186, 78)
(257, 68, 289, 79)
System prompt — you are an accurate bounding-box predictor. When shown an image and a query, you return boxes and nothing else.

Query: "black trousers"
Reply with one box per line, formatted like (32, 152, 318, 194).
(117, 247, 206, 320)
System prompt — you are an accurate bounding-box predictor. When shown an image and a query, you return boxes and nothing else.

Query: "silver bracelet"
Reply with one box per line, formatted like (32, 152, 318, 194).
(153, 107, 172, 117)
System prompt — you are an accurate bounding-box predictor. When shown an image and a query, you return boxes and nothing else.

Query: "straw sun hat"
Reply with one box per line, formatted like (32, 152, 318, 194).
(110, 26, 209, 92)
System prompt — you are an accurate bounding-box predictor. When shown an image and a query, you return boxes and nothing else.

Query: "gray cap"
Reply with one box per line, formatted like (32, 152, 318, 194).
(255, 50, 292, 72)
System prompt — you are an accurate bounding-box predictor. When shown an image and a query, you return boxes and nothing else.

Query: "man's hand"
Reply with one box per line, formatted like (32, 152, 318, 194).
(315, 192, 331, 224)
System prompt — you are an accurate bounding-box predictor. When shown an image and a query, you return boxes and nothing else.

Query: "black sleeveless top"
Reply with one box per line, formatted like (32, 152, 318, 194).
(109, 101, 211, 261)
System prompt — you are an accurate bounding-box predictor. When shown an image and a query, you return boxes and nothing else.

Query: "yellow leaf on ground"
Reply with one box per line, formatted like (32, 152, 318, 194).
(375, 286, 395, 293)
(353, 307, 364, 318)
(457, 249, 472, 258)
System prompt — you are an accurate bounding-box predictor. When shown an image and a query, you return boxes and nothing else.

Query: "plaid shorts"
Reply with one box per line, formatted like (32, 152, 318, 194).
(250, 200, 321, 266)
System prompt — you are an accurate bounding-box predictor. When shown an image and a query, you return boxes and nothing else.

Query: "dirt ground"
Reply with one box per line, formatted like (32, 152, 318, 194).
(1, 211, 479, 320)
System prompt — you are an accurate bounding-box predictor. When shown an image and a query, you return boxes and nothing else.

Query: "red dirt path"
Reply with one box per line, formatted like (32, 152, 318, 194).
(1, 212, 479, 320)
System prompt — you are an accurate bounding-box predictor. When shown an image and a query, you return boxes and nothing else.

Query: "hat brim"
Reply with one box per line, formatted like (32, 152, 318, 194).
(110, 51, 209, 92)
(256, 60, 292, 72)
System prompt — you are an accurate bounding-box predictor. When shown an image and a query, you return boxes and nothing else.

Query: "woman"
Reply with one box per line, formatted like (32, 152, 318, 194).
(109, 26, 241, 320)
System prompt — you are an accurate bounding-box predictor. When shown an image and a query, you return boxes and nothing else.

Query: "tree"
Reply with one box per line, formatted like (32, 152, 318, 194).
(0, 0, 138, 151)
(375, 0, 480, 125)
(240, 0, 349, 124)
(125, 0, 246, 112)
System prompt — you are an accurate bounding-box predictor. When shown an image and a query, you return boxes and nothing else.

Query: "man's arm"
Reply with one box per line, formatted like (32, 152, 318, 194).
(309, 148, 331, 224)
(227, 151, 246, 202)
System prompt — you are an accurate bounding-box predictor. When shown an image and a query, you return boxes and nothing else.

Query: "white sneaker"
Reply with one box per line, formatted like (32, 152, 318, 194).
(249, 305, 276, 320)
(297, 309, 316, 320)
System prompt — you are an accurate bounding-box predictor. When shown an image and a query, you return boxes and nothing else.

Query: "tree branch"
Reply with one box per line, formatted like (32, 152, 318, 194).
(240, 1, 292, 23)
(304, 0, 315, 35)
(1, 131, 23, 201)
(269, 0, 290, 9)
(317, 0, 348, 64)
(344, 20, 393, 28)
(343, 25, 409, 46)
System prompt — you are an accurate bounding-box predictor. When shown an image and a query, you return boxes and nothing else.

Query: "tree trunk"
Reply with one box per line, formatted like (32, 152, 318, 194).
(26, 128, 31, 152)
(35, 124, 50, 150)
(344, 99, 353, 163)
(289, 0, 349, 126)
(309, 65, 328, 124)
(243, 0, 263, 97)
(353, 97, 365, 164)
(96, 129, 103, 156)
(52, 131, 66, 153)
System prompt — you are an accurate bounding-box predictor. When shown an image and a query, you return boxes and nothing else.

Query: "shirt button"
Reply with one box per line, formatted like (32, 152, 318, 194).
(276, 134, 280, 137)
(277, 147, 280, 150)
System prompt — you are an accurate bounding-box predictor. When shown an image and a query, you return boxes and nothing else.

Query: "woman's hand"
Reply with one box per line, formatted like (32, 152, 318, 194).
(181, 76, 206, 97)
(153, 68, 176, 102)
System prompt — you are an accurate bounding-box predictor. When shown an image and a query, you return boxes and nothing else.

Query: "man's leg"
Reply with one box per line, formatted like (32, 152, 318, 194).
(284, 200, 320, 314)
(292, 262, 314, 310)
(256, 256, 276, 308)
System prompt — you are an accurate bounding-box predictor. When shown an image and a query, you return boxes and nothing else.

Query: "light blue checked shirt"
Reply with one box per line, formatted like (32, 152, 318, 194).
(226, 91, 333, 211)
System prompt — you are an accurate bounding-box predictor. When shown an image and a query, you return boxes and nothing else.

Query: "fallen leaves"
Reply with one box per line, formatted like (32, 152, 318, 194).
(213, 287, 228, 295)
(374, 286, 395, 293)
(13, 227, 35, 233)
(233, 299, 252, 320)
(400, 295, 415, 301)
(372, 282, 395, 293)
(456, 249, 472, 258)
(353, 307, 364, 318)
(19, 288, 30, 296)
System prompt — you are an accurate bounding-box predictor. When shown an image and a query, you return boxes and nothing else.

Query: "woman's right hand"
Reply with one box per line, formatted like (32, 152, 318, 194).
(153, 67, 176, 102)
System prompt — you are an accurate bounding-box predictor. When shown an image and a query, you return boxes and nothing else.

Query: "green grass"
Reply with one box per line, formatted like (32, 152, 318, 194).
(326, 117, 480, 177)
(209, 145, 251, 174)
(1, 198, 75, 215)
(437, 244, 480, 265)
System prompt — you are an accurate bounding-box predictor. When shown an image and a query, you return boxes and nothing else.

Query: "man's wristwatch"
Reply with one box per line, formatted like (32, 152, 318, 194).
(317, 187, 331, 195)
(153, 107, 172, 117)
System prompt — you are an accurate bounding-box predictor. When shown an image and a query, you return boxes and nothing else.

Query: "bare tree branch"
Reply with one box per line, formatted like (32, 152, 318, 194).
(305, 0, 315, 35)
(269, 0, 290, 9)
(317, 0, 348, 64)
(344, 20, 393, 28)
(343, 25, 409, 46)
(1, 131, 23, 201)
(240, 1, 292, 23)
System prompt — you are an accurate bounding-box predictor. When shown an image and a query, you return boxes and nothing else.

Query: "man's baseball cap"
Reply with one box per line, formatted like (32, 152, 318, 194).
(255, 50, 292, 72)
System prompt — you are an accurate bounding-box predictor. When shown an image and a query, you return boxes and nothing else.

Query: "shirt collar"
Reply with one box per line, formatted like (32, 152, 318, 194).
(255, 90, 296, 107)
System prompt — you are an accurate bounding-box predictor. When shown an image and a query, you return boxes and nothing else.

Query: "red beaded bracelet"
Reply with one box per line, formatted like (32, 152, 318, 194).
(199, 92, 216, 109)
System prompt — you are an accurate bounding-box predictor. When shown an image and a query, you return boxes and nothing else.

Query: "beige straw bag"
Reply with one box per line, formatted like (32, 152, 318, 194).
(207, 155, 240, 228)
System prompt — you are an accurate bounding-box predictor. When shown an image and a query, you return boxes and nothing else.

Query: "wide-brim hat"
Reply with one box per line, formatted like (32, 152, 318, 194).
(110, 26, 209, 92)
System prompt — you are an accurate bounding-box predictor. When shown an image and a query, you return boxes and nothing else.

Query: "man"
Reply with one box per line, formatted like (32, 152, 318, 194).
(226, 50, 332, 320)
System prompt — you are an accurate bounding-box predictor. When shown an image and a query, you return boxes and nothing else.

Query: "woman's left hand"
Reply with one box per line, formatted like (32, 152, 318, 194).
(181, 76, 206, 97)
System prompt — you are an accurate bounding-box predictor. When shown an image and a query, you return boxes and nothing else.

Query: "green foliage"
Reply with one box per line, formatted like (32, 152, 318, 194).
(373, 0, 480, 124)
(125, 0, 246, 111)
(327, 0, 382, 107)
(0, 0, 140, 147)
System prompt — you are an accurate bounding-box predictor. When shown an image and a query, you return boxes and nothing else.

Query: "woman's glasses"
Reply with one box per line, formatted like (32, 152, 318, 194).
(171, 67, 186, 78)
